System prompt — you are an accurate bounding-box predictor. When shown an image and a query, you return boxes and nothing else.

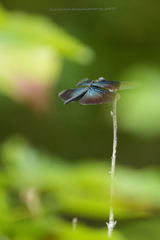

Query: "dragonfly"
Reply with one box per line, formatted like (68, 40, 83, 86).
(59, 77, 141, 105)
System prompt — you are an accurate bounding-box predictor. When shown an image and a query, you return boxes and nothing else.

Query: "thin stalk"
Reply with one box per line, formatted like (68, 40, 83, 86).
(72, 217, 78, 240)
(106, 100, 117, 237)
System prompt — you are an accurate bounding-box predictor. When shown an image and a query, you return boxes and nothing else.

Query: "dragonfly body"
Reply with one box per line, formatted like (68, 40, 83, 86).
(59, 77, 140, 105)
(77, 78, 121, 90)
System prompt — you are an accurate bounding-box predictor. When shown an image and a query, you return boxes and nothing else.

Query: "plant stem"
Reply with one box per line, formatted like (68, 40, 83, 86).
(72, 217, 78, 240)
(106, 100, 117, 237)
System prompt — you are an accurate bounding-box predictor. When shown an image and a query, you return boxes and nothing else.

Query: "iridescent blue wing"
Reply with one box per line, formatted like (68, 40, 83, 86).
(80, 86, 120, 105)
(76, 78, 92, 87)
(58, 88, 88, 105)
(92, 78, 121, 90)
(92, 77, 141, 90)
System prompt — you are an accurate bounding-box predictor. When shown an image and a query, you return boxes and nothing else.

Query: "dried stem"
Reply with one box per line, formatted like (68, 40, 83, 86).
(72, 217, 78, 240)
(106, 100, 117, 237)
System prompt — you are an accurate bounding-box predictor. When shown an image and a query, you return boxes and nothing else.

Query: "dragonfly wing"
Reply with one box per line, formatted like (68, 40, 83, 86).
(59, 88, 88, 104)
(80, 86, 120, 105)
(119, 81, 141, 90)
(76, 78, 92, 87)
(92, 79, 121, 90)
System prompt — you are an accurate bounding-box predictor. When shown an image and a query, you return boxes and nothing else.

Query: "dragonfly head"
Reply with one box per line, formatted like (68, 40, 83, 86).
(98, 77, 106, 81)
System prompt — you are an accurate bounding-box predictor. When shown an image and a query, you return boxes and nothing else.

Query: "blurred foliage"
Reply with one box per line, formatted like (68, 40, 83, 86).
(0, 1, 160, 239)
(0, 0, 159, 167)
(0, 4, 94, 112)
(0, 136, 159, 239)
(117, 65, 160, 138)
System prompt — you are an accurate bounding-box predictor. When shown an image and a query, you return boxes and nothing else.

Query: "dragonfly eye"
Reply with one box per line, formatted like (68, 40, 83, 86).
(98, 77, 106, 82)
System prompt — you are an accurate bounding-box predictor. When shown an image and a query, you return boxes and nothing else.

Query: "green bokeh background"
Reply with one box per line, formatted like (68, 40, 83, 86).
(0, 0, 160, 239)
